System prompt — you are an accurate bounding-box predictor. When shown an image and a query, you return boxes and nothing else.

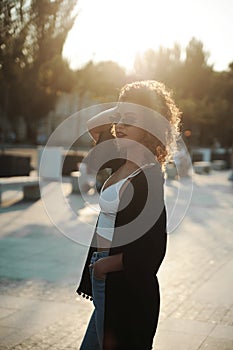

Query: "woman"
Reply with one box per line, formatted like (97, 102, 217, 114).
(77, 80, 181, 350)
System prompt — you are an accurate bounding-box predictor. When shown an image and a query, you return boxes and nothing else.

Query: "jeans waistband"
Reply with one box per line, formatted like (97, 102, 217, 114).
(92, 251, 109, 258)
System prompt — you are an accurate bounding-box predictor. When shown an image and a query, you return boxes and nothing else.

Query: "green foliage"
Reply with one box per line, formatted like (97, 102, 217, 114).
(0, 0, 77, 142)
(134, 43, 182, 83)
(75, 61, 127, 103)
(133, 38, 233, 147)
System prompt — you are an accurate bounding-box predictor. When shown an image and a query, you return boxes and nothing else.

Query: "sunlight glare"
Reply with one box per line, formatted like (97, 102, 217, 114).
(63, 0, 188, 71)
(63, 0, 233, 72)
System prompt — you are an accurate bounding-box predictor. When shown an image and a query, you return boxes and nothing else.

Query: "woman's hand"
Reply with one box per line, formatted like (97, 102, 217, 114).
(88, 124, 112, 143)
(90, 258, 108, 280)
(90, 254, 123, 280)
(87, 107, 117, 142)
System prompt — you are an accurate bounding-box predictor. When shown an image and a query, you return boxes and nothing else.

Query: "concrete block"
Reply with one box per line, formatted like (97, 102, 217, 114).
(193, 161, 211, 174)
(212, 160, 227, 170)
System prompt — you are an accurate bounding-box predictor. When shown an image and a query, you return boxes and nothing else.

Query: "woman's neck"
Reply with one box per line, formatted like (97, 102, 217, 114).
(125, 148, 155, 169)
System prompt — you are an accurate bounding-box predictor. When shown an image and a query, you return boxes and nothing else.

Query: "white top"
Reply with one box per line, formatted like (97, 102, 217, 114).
(96, 164, 155, 241)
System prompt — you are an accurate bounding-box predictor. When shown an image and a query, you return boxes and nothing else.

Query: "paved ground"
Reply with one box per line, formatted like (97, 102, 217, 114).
(0, 168, 233, 349)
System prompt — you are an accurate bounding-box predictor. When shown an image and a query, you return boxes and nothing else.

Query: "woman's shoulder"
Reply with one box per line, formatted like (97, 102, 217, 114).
(131, 162, 164, 183)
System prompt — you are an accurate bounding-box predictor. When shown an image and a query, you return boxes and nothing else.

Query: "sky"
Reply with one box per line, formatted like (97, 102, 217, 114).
(62, 0, 233, 72)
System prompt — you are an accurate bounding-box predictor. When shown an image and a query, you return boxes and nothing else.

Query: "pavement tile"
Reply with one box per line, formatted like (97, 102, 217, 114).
(0, 295, 83, 348)
(0, 295, 33, 309)
(0, 308, 16, 320)
(198, 336, 233, 350)
(209, 324, 233, 341)
(154, 329, 205, 350)
(193, 258, 233, 305)
(0, 327, 33, 348)
(159, 318, 216, 336)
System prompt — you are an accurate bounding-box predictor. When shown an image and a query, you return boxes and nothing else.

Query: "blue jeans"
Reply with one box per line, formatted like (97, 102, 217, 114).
(80, 251, 109, 350)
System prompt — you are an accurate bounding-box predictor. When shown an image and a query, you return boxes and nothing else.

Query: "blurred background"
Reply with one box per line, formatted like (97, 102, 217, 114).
(0, 0, 232, 174)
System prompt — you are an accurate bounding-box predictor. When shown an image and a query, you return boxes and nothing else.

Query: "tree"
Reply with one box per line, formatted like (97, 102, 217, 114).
(75, 60, 127, 105)
(132, 38, 233, 147)
(0, 0, 30, 144)
(207, 64, 233, 147)
(178, 38, 213, 99)
(0, 0, 77, 143)
(134, 43, 182, 89)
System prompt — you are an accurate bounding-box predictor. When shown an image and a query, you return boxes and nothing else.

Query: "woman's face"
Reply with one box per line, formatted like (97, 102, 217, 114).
(113, 104, 148, 149)
(115, 114, 147, 144)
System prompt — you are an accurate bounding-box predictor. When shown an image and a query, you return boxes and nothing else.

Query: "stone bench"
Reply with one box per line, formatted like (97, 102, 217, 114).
(71, 167, 105, 194)
(166, 163, 178, 179)
(211, 160, 227, 170)
(193, 161, 211, 174)
(70, 171, 95, 193)
(228, 171, 233, 181)
(70, 171, 82, 193)
(0, 176, 40, 206)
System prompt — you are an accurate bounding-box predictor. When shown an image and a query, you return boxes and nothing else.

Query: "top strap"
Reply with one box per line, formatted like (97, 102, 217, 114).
(127, 163, 157, 179)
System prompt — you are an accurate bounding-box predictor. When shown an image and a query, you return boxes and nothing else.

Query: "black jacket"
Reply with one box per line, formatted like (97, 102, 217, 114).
(77, 163, 167, 350)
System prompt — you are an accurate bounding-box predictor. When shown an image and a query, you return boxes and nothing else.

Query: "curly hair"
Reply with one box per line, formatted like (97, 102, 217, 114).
(118, 80, 181, 169)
